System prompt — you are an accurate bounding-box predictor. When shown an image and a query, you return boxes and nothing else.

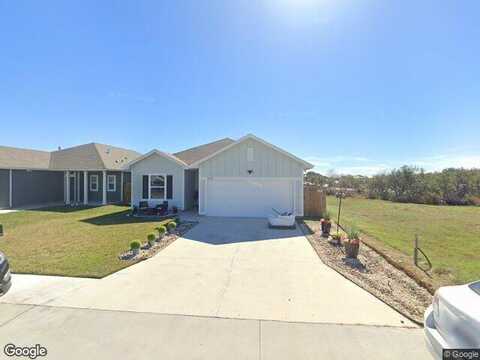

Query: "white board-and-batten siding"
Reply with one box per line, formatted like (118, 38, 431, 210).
(199, 138, 304, 178)
(198, 138, 305, 216)
(130, 153, 185, 210)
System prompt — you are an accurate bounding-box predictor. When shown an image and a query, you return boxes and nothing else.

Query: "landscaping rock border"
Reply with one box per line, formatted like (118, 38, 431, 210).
(300, 220, 432, 325)
(119, 221, 198, 262)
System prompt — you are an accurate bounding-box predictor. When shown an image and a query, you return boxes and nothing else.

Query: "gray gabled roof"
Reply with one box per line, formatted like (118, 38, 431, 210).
(94, 143, 141, 170)
(49, 143, 105, 170)
(49, 143, 141, 171)
(0, 143, 141, 171)
(0, 146, 52, 170)
(0, 135, 312, 172)
(173, 138, 235, 165)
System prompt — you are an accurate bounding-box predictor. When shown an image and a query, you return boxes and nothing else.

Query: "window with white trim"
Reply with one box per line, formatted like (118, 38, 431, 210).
(149, 175, 165, 199)
(107, 175, 116, 192)
(90, 175, 99, 192)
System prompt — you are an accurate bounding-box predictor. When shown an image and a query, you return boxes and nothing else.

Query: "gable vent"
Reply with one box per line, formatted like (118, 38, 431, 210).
(247, 147, 254, 162)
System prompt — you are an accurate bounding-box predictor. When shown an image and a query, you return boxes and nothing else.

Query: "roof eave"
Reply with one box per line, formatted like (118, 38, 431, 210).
(123, 149, 188, 170)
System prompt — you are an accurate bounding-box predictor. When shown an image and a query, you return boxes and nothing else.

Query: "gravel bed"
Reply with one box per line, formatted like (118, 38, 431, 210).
(119, 221, 198, 261)
(300, 221, 432, 324)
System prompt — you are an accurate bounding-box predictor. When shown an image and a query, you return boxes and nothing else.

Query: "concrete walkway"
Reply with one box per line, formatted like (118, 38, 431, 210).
(0, 202, 65, 214)
(0, 209, 17, 214)
(0, 304, 430, 360)
(1, 217, 413, 327)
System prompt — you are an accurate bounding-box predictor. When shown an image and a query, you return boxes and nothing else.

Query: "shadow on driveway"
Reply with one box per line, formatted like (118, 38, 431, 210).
(181, 217, 301, 245)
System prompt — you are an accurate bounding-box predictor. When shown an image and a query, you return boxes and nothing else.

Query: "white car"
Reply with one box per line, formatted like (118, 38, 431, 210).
(0, 251, 12, 296)
(424, 281, 480, 359)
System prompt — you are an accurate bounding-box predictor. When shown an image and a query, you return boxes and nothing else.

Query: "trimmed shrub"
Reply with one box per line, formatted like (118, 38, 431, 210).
(147, 232, 156, 241)
(147, 232, 156, 246)
(130, 240, 141, 250)
(155, 225, 167, 238)
(167, 221, 177, 232)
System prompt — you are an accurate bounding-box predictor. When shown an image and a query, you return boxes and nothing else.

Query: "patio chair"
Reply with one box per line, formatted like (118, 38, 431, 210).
(155, 201, 169, 216)
(139, 201, 149, 210)
(138, 201, 157, 216)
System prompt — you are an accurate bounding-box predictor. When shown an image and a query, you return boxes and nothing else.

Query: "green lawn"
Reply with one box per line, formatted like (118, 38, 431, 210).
(0, 206, 172, 278)
(327, 196, 480, 285)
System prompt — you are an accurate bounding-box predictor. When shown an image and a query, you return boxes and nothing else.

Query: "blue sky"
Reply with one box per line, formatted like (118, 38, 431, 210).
(1, 0, 479, 175)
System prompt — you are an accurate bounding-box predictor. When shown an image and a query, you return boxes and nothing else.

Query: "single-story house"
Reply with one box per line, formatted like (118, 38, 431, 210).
(0, 134, 313, 217)
(127, 134, 313, 217)
(0, 143, 140, 208)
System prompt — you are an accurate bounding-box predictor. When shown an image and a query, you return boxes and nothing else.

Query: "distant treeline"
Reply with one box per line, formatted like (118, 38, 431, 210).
(305, 166, 480, 206)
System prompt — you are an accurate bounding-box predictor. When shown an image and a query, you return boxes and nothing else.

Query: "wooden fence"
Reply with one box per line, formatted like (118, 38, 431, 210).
(304, 186, 326, 217)
(123, 181, 131, 204)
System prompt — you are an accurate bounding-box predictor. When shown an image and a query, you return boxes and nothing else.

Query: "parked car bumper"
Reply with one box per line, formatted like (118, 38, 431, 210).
(0, 255, 12, 297)
(0, 270, 11, 297)
(424, 305, 448, 360)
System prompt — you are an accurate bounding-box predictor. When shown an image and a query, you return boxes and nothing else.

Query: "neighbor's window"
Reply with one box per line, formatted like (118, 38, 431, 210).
(150, 175, 165, 199)
(90, 174, 99, 192)
(107, 175, 116, 192)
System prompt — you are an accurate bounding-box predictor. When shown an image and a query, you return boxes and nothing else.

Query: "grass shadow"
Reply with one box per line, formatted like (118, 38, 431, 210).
(82, 210, 175, 226)
(31, 205, 100, 213)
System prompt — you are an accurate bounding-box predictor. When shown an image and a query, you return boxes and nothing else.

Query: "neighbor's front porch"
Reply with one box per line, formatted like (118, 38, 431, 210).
(65, 170, 131, 206)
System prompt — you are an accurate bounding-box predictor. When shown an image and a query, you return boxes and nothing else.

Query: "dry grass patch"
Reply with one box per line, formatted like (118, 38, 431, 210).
(327, 196, 480, 286)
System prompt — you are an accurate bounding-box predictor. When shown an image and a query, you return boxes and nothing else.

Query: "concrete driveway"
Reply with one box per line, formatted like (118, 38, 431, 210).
(1, 217, 413, 327)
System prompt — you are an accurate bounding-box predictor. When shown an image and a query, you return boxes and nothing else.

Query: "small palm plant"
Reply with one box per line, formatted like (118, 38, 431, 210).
(345, 226, 361, 259)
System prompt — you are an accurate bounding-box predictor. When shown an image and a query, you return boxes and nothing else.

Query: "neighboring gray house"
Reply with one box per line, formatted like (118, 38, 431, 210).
(0, 143, 140, 208)
(127, 134, 313, 217)
(0, 135, 313, 217)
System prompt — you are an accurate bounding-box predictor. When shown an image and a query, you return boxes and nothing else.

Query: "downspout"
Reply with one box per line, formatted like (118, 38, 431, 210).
(9, 169, 12, 208)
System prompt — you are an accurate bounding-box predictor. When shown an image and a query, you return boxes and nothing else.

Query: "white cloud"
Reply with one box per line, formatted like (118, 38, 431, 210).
(328, 165, 391, 176)
(305, 155, 390, 176)
(408, 154, 480, 172)
(306, 153, 480, 176)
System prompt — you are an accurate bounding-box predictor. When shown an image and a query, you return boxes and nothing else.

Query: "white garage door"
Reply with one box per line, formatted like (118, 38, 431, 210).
(205, 178, 295, 217)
